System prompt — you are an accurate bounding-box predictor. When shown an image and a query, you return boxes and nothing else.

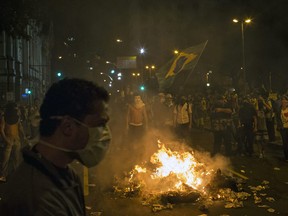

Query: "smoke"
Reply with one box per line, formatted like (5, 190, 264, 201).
(90, 125, 231, 195)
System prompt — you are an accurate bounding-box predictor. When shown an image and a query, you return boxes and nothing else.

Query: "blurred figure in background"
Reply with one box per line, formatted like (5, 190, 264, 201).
(255, 94, 270, 158)
(238, 96, 257, 156)
(126, 93, 148, 149)
(173, 95, 192, 143)
(0, 108, 4, 148)
(210, 95, 233, 157)
(28, 98, 41, 139)
(0, 102, 26, 182)
(163, 93, 174, 133)
(275, 95, 288, 162)
(265, 93, 276, 142)
(19, 104, 30, 138)
(152, 93, 166, 129)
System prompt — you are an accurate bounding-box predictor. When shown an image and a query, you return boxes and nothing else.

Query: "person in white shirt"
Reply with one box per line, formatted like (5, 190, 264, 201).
(173, 96, 192, 143)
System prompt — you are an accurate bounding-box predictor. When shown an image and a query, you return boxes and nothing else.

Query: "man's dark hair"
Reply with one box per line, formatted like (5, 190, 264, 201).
(39, 78, 109, 136)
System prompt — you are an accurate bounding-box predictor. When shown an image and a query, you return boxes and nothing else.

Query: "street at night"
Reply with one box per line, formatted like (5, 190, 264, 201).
(1, 0, 288, 215)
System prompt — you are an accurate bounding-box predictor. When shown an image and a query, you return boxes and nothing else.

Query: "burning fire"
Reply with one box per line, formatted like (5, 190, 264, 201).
(130, 140, 214, 194)
(114, 139, 250, 212)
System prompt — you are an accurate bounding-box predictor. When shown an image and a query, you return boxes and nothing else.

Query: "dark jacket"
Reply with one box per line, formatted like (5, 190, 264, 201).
(239, 102, 257, 126)
(0, 146, 86, 216)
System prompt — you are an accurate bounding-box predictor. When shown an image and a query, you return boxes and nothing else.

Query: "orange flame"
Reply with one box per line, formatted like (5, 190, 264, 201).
(133, 140, 213, 193)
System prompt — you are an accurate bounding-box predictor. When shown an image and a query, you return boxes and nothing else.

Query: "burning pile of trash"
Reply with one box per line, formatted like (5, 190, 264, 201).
(112, 140, 252, 212)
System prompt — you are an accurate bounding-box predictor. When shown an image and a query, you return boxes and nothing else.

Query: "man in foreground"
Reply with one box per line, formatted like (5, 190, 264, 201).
(0, 78, 111, 216)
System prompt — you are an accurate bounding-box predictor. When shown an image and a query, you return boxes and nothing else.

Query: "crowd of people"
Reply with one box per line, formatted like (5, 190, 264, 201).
(110, 88, 288, 162)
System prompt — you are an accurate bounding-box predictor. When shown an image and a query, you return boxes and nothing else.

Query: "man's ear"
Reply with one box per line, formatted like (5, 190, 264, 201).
(59, 118, 75, 136)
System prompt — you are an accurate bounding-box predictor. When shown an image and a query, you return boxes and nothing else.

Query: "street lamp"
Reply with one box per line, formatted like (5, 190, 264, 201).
(233, 18, 251, 87)
(145, 65, 155, 78)
(206, 70, 212, 87)
(132, 72, 141, 84)
(132, 72, 140, 77)
(106, 60, 119, 75)
(100, 72, 113, 87)
(139, 48, 145, 55)
(106, 61, 118, 68)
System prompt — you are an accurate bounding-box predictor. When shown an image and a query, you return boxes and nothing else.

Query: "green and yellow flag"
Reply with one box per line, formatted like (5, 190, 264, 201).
(156, 41, 207, 91)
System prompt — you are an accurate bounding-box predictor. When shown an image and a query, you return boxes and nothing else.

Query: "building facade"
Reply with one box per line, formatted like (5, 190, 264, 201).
(0, 21, 53, 106)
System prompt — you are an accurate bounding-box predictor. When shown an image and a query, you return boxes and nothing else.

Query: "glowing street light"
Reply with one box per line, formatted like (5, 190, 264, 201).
(100, 72, 113, 81)
(139, 48, 145, 55)
(206, 70, 212, 86)
(132, 73, 140, 77)
(232, 18, 252, 87)
(145, 65, 155, 77)
(116, 39, 123, 43)
(174, 50, 179, 55)
(132, 72, 141, 83)
(100, 72, 113, 87)
(106, 61, 118, 68)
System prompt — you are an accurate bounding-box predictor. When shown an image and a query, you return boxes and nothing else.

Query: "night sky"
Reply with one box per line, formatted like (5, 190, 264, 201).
(50, 0, 288, 92)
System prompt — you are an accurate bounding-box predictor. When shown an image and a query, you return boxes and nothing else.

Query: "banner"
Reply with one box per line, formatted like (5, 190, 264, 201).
(156, 41, 207, 91)
(116, 56, 137, 69)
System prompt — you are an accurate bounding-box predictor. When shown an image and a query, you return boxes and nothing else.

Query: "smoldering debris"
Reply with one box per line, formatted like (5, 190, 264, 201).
(112, 167, 247, 213)
(111, 165, 279, 213)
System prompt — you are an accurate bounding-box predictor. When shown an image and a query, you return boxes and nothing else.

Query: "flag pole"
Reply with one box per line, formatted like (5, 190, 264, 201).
(182, 40, 208, 89)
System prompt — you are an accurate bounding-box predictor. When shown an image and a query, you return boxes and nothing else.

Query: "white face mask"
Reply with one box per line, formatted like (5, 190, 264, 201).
(39, 117, 112, 168)
(75, 125, 111, 167)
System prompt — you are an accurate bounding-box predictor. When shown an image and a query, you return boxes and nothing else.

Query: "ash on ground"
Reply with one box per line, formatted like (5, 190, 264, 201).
(112, 168, 251, 213)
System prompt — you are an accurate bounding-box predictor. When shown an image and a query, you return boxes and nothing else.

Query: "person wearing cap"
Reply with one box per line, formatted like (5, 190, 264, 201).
(275, 95, 288, 162)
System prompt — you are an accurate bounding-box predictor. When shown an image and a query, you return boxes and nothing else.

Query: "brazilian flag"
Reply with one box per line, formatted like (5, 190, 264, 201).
(156, 41, 207, 91)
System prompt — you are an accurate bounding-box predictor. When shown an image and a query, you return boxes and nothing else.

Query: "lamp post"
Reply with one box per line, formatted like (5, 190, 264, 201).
(106, 61, 118, 68)
(206, 70, 212, 87)
(138, 47, 146, 83)
(132, 72, 141, 84)
(106, 60, 119, 79)
(100, 72, 113, 88)
(145, 65, 155, 78)
(233, 18, 251, 87)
